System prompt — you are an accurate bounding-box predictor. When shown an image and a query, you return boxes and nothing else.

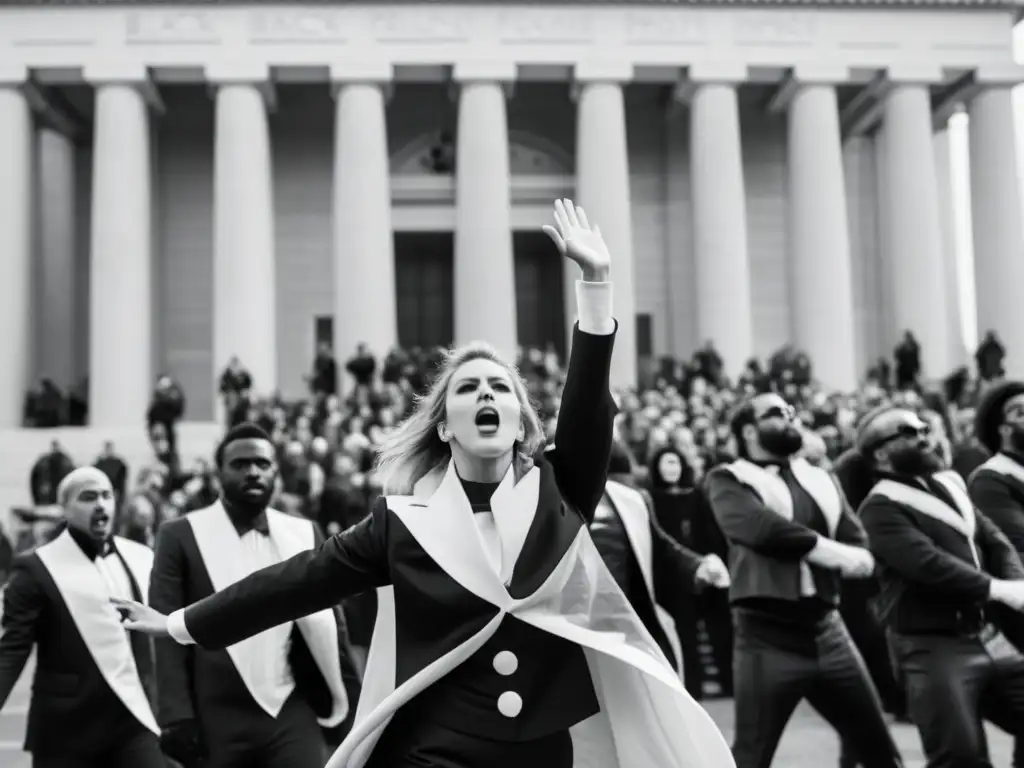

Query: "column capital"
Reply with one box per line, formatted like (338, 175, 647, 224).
(573, 60, 633, 84)
(970, 63, 1024, 87)
(205, 62, 276, 110)
(884, 64, 945, 86)
(329, 61, 394, 100)
(0, 63, 28, 87)
(791, 63, 851, 85)
(450, 62, 515, 100)
(452, 60, 516, 84)
(672, 62, 748, 104)
(688, 61, 749, 85)
(84, 62, 164, 113)
(767, 65, 849, 113)
(931, 65, 1024, 129)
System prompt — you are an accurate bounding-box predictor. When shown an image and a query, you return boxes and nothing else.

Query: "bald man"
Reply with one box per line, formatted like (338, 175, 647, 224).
(0, 468, 164, 768)
(857, 406, 1024, 768)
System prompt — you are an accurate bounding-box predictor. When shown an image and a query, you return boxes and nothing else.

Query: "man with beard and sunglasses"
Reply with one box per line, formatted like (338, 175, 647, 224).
(856, 406, 1024, 768)
(707, 394, 902, 768)
(147, 422, 356, 768)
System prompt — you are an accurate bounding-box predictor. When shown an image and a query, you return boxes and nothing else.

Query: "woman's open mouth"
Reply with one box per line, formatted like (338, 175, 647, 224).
(475, 407, 500, 436)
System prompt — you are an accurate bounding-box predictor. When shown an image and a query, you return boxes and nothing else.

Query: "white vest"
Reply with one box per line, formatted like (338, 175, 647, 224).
(603, 480, 685, 679)
(720, 458, 843, 596)
(35, 530, 159, 735)
(187, 503, 349, 727)
(869, 471, 980, 567)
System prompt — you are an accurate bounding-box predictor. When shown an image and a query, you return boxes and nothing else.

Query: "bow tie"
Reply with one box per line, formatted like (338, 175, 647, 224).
(69, 528, 114, 561)
(233, 513, 270, 537)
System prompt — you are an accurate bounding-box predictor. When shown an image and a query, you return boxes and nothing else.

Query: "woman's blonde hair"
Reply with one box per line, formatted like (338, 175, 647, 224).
(374, 342, 546, 495)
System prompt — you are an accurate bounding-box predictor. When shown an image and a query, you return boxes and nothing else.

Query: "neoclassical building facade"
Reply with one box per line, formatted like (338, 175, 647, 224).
(1, 1, 1023, 424)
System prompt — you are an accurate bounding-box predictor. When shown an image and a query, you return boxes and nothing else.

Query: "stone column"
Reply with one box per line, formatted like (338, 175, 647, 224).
(786, 74, 857, 390)
(37, 127, 78, 390)
(453, 63, 517, 360)
(85, 66, 154, 426)
(882, 79, 950, 378)
(933, 118, 968, 368)
(573, 66, 636, 389)
(968, 79, 1024, 376)
(688, 65, 753, 377)
(331, 65, 398, 389)
(209, 64, 277, 397)
(0, 77, 33, 427)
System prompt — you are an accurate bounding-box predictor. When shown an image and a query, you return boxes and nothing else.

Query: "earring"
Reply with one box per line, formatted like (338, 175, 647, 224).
(438, 425, 450, 443)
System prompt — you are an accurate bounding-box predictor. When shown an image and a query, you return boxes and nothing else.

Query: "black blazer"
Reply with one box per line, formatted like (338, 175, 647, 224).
(598, 484, 704, 668)
(860, 480, 1024, 637)
(706, 467, 867, 607)
(969, 459, 1024, 554)
(0, 553, 151, 757)
(148, 516, 359, 750)
(168, 324, 617, 744)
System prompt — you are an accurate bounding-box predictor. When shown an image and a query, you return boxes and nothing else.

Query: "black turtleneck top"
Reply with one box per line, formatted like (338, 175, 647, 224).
(461, 478, 500, 513)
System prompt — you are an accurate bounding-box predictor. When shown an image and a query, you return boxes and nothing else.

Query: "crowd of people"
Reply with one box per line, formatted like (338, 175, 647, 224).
(14, 329, 1009, 587)
(5, 199, 1024, 768)
(8, 326, 1009, 695)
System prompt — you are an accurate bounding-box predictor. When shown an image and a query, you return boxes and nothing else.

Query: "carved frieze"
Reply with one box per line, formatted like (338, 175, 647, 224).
(248, 11, 347, 45)
(625, 11, 708, 45)
(732, 12, 816, 46)
(124, 11, 220, 45)
(370, 10, 470, 44)
(497, 11, 594, 44)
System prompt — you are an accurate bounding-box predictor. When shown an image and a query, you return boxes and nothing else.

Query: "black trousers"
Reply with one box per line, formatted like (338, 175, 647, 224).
(32, 729, 166, 768)
(674, 592, 705, 700)
(732, 610, 902, 768)
(840, 591, 906, 716)
(702, 590, 735, 697)
(206, 692, 327, 768)
(891, 630, 1024, 768)
(366, 706, 573, 768)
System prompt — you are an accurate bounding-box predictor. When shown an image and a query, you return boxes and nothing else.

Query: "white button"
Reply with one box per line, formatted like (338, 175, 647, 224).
(497, 691, 523, 718)
(492, 650, 518, 676)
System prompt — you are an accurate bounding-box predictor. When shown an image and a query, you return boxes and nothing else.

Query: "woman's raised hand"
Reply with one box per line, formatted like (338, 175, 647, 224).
(542, 198, 611, 282)
(110, 596, 171, 638)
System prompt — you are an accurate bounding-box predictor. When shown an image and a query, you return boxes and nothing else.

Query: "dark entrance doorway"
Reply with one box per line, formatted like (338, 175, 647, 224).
(514, 231, 566, 361)
(394, 232, 455, 350)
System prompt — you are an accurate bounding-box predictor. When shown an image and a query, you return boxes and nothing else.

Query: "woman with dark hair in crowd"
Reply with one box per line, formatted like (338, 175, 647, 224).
(112, 199, 733, 768)
(647, 446, 734, 699)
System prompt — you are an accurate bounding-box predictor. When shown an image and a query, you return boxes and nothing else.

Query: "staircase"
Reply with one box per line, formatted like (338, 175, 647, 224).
(0, 422, 224, 535)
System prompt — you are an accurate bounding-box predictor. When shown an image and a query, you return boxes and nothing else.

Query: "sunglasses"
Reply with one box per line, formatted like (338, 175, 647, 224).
(866, 422, 930, 452)
(755, 404, 796, 422)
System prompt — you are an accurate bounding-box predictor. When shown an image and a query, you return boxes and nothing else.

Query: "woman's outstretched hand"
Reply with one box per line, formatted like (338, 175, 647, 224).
(542, 198, 611, 283)
(110, 596, 171, 638)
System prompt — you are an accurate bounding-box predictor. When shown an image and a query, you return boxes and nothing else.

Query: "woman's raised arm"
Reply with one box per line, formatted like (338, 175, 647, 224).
(541, 199, 618, 522)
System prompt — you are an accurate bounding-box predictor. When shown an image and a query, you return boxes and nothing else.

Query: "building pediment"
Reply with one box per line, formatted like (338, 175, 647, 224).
(391, 130, 572, 177)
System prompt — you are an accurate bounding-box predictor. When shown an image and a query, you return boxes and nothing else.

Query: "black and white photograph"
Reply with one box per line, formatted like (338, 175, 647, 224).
(2, 1, 1024, 766)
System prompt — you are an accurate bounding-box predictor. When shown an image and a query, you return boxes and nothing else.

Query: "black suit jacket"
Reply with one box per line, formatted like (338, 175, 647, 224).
(148, 515, 359, 750)
(969, 459, 1024, 554)
(0, 553, 151, 756)
(706, 466, 867, 607)
(596, 484, 704, 668)
(168, 323, 617, 744)
(860, 480, 1024, 637)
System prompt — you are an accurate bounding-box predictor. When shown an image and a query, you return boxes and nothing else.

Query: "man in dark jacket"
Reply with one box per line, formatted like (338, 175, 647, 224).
(857, 405, 1024, 767)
